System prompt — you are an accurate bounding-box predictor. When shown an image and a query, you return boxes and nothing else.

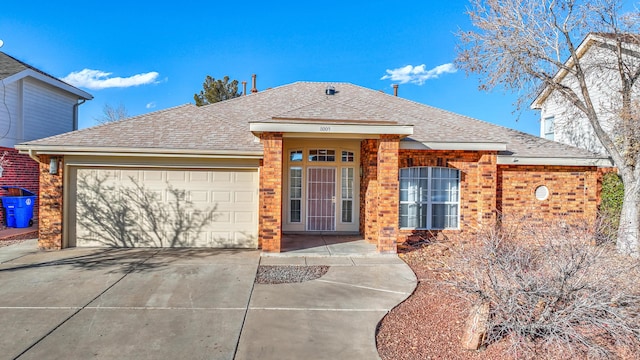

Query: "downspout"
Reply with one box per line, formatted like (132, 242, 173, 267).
(73, 98, 87, 131)
(27, 148, 41, 163)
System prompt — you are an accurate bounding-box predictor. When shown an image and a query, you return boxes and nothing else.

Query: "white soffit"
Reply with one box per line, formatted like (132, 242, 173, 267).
(16, 145, 264, 159)
(3, 69, 93, 100)
(497, 155, 613, 167)
(401, 141, 507, 151)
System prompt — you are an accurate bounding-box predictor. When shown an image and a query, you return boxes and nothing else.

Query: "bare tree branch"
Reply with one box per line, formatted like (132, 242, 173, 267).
(456, 0, 640, 256)
(94, 103, 129, 125)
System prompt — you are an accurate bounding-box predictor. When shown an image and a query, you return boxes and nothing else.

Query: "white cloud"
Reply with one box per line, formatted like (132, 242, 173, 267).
(381, 63, 457, 85)
(146, 102, 156, 109)
(61, 69, 160, 90)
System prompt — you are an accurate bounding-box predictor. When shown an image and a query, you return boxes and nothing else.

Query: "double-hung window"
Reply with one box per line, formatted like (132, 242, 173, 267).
(399, 167, 460, 229)
(543, 116, 555, 140)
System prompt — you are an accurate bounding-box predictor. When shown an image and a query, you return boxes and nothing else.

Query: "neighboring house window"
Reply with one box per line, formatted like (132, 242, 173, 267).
(341, 150, 354, 162)
(341, 167, 354, 223)
(399, 167, 460, 229)
(290, 150, 303, 162)
(290, 167, 303, 222)
(544, 116, 555, 140)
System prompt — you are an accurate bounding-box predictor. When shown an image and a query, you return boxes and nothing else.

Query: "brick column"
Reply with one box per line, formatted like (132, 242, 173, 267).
(38, 155, 64, 250)
(376, 135, 399, 253)
(360, 139, 378, 243)
(259, 133, 283, 252)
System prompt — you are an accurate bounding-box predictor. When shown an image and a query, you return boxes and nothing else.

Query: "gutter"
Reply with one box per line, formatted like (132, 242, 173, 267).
(497, 155, 613, 167)
(26, 148, 41, 164)
(16, 145, 264, 159)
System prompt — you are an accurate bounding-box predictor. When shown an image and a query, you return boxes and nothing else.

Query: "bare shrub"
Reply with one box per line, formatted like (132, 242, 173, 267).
(452, 219, 640, 359)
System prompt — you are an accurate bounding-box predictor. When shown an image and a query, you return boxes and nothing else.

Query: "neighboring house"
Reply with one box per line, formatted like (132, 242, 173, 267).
(0, 52, 92, 226)
(17, 82, 610, 252)
(532, 33, 640, 155)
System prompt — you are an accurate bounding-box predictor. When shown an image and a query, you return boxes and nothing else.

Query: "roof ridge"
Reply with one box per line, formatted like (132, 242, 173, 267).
(115, 103, 195, 123)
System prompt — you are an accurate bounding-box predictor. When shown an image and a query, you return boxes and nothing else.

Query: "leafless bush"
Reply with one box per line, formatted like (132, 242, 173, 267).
(452, 218, 640, 359)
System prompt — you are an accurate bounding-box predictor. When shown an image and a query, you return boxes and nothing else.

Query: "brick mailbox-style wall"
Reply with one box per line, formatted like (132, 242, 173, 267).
(0, 147, 40, 227)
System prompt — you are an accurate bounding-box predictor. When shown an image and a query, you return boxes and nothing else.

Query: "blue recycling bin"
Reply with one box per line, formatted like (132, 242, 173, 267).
(1, 187, 37, 228)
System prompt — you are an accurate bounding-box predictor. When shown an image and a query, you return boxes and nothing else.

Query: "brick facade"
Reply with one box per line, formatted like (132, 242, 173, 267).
(0, 147, 39, 227)
(360, 139, 378, 243)
(37, 155, 64, 250)
(376, 135, 400, 252)
(31, 142, 602, 253)
(259, 133, 283, 252)
(497, 165, 599, 227)
(396, 150, 498, 243)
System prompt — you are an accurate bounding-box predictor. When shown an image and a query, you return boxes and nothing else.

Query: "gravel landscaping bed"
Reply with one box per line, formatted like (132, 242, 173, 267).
(376, 239, 639, 359)
(376, 240, 511, 360)
(255, 265, 329, 284)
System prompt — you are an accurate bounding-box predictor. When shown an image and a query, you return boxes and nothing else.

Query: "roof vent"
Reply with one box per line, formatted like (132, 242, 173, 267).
(325, 85, 336, 95)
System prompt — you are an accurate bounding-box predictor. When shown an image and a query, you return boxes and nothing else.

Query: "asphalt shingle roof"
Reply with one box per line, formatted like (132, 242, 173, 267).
(20, 82, 605, 160)
(0, 52, 30, 80)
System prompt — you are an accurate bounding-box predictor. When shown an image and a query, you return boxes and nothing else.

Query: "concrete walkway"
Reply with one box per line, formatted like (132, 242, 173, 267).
(0, 241, 416, 360)
(239, 255, 416, 360)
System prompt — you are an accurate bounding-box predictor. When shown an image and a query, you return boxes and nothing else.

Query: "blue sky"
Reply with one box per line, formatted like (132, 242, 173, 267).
(1, 0, 541, 134)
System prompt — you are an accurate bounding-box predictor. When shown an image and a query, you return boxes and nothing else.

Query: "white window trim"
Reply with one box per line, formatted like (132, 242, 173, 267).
(543, 116, 555, 140)
(399, 167, 460, 230)
(340, 167, 354, 223)
(289, 166, 303, 223)
(290, 149, 304, 162)
(308, 149, 336, 162)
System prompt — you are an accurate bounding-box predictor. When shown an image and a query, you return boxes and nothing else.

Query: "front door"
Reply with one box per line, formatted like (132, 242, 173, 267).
(306, 167, 336, 231)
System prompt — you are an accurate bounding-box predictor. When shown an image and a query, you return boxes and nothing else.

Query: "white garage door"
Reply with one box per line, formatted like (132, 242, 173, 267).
(72, 167, 258, 248)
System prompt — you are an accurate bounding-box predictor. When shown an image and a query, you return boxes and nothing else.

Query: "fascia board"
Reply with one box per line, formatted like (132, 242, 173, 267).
(497, 155, 613, 167)
(3, 69, 93, 100)
(401, 141, 507, 151)
(16, 145, 263, 159)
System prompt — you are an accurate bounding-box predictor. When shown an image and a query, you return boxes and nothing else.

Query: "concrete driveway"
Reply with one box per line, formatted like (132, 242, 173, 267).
(0, 240, 416, 360)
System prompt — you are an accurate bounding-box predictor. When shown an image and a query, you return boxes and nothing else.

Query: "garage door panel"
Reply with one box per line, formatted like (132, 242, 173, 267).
(213, 191, 231, 203)
(235, 172, 255, 183)
(167, 171, 187, 182)
(74, 168, 258, 248)
(235, 211, 255, 223)
(188, 190, 209, 203)
(212, 171, 232, 183)
(214, 211, 232, 224)
(188, 171, 209, 182)
(234, 191, 255, 203)
(119, 169, 140, 181)
(143, 170, 163, 182)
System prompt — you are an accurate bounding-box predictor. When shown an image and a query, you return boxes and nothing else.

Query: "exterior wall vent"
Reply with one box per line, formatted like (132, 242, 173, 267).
(325, 85, 336, 95)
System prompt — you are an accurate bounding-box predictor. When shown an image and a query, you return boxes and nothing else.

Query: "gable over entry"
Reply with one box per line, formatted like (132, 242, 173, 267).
(250, 121, 413, 253)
